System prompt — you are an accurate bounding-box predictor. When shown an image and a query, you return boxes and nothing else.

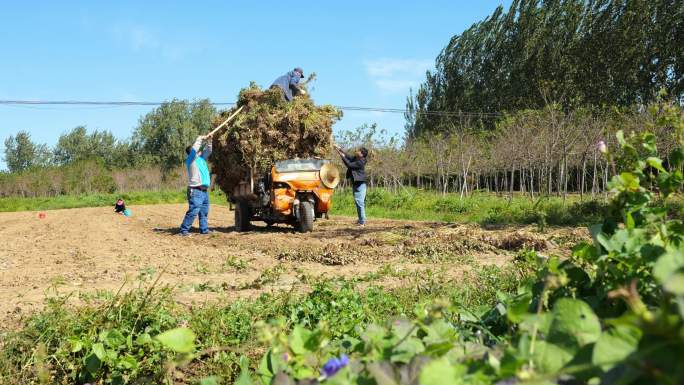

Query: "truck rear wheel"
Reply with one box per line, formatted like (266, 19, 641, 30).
(298, 201, 314, 233)
(234, 200, 251, 232)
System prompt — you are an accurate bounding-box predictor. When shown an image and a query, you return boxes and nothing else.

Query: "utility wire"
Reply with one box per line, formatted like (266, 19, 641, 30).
(0, 99, 503, 118)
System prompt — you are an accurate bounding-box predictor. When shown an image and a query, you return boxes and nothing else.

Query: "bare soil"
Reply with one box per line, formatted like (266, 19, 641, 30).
(0, 204, 588, 323)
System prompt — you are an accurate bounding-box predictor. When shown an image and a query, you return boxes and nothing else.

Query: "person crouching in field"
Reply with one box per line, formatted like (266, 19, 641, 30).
(179, 134, 213, 236)
(334, 145, 369, 227)
(114, 198, 126, 214)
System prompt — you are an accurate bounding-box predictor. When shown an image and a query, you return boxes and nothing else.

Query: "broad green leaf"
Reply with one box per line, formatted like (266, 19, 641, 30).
(617, 172, 640, 191)
(670, 147, 684, 168)
(486, 351, 500, 373)
(664, 270, 684, 296)
(423, 341, 454, 356)
(531, 341, 574, 374)
(390, 319, 415, 340)
(135, 333, 152, 346)
(84, 353, 101, 374)
(518, 312, 553, 335)
(419, 358, 464, 385)
(391, 337, 424, 363)
(235, 355, 254, 385)
(92, 342, 106, 361)
(548, 299, 601, 350)
(592, 325, 641, 370)
(641, 133, 657, 153)
(103, 329, 126, 348)
(588, 224, 603, 243)
(69, 338, 83, 353)
(422, 319, 457, 345)
(155, 327, 196, 353)
(653, 248, 684, 284)
(118, 354, 138, 370)
(361, 323, 386, 344)
(292, 363, 316, 379)
(289, 325, 311, 355)
(106, 348, 119, 362)
(257, 349, 278, 385)
(506, 292, 532, 324)
(596, 232, 614, 252)
(625, 212, 635, 229)
(646, 157, 665, 172)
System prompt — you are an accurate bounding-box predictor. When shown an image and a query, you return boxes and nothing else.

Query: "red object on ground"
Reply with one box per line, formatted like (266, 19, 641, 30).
(38, 212, 46, 219)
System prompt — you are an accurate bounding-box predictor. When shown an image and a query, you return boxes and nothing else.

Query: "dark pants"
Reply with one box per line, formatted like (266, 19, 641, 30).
(180, 187, 209, 234)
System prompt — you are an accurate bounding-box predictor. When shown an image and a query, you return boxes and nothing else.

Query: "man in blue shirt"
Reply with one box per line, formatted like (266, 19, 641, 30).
(271, 67, 305, 101)
(179, 134, 213, 236)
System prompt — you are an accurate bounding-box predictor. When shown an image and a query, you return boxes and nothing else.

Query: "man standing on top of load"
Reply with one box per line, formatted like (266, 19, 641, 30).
(271, 67, 306, 101)
(179, 134, 213, 236)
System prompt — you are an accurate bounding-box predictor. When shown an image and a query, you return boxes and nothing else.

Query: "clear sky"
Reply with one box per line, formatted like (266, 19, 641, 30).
(0, 1, 510, 170)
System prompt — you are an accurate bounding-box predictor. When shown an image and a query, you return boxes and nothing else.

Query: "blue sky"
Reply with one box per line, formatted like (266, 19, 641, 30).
(0, 1, 510, 170)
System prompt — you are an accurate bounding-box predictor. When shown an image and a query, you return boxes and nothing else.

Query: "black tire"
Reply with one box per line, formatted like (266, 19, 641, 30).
(298, 201, 314, 233)
(234, 200, 251, 232)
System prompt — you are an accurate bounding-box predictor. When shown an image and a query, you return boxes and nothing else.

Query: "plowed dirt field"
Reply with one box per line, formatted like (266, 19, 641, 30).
(0, 204, 587, 322)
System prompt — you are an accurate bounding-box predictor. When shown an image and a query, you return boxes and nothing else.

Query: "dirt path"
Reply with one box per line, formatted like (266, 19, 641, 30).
(0, 204, 588, 322)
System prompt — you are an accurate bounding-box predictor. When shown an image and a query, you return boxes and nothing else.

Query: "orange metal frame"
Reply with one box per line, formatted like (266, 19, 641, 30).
(270, 166, 334, 216)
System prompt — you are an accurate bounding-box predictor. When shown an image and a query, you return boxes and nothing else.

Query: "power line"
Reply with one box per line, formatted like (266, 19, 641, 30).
(0, 99, 503, 118)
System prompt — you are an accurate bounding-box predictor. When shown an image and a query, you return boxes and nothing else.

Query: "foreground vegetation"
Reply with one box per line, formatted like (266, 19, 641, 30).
(0, 263, 526, 385)
(2, 104, 681, 385)
(250, 105, 684, 384)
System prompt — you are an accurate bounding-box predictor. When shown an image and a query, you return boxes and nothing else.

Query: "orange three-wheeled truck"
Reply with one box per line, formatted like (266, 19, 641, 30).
(230, 159, 340, 232)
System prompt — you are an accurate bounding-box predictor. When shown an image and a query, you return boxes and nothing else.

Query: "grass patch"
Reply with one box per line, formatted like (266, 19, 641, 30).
(331, 187, 609, 226)
(0, 189, 228, 212)
(0, 186, 612, 227)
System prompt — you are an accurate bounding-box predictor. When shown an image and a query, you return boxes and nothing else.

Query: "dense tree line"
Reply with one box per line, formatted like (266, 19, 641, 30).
(0, 99, 215, 197)
(407, 0, 683, 136)
(1, 99, 215, 174)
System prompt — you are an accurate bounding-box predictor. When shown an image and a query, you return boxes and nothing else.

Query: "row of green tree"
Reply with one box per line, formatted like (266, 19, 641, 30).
(2, 99, 216, 173)
(407, 0, 684, 136)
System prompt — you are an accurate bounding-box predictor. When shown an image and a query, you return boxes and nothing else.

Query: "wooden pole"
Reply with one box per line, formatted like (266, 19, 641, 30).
(206, 106, 244, 137)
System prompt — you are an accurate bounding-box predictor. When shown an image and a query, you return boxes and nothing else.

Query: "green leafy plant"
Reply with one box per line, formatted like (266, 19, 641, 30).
(248, 101, 684, 384)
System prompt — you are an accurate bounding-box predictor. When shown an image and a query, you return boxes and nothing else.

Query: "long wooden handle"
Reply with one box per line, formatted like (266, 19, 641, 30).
(206, 106, 244, 137)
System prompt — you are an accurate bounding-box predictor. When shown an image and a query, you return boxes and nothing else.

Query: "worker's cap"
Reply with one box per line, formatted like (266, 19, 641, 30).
(294, 67, 304, 77)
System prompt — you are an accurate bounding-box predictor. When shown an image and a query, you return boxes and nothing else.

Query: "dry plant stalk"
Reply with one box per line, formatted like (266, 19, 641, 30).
(211, 82, 341, 196)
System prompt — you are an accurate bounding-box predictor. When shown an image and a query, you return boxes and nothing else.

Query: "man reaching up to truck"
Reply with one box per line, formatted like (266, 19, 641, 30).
(334, 145, 369, 227)
(271, 67, 305, 101)
(179, 134, 213, 236)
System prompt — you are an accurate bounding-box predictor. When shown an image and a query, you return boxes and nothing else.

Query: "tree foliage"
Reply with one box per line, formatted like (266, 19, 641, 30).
(3, 130, 51, 172)
(53, 126, 130, 167)
(409, 0, 684, 136)
(131, 99, 216, 171)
